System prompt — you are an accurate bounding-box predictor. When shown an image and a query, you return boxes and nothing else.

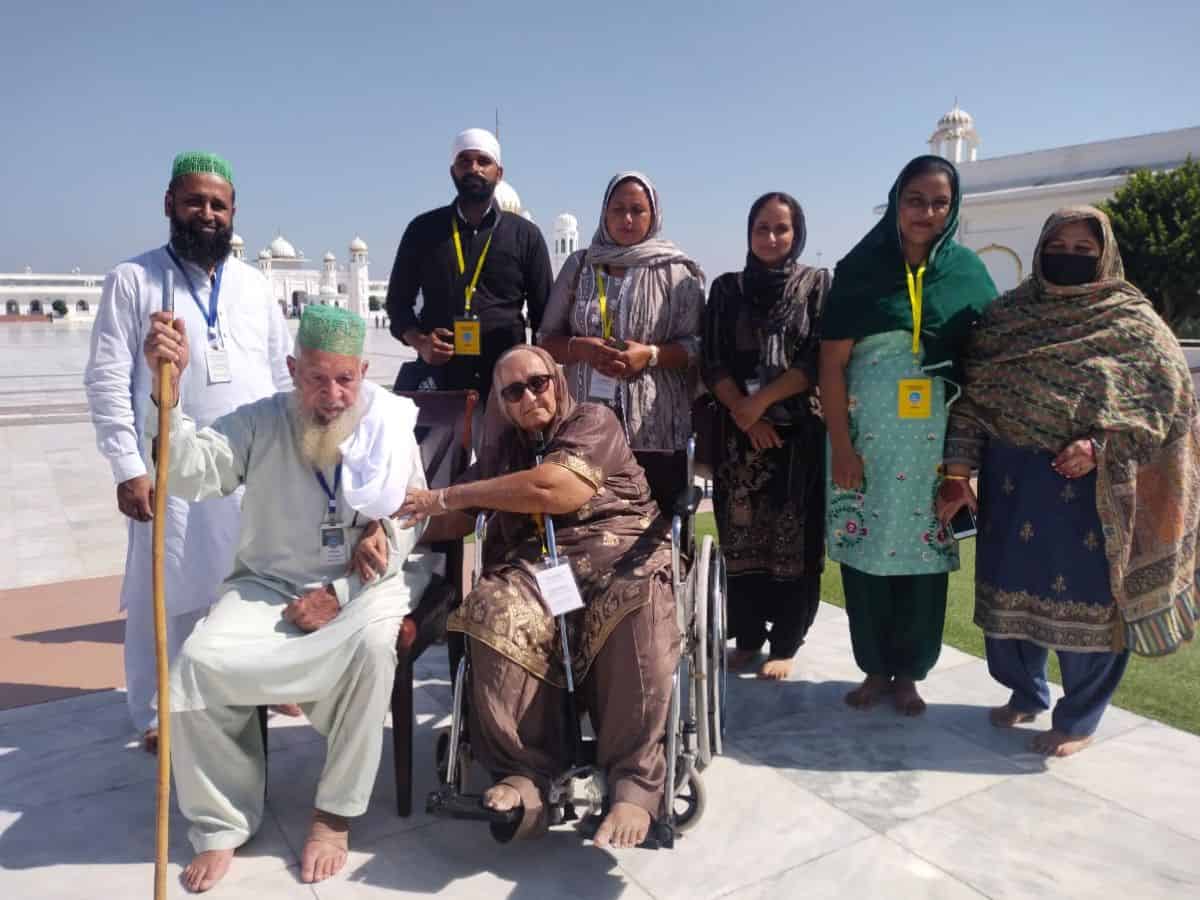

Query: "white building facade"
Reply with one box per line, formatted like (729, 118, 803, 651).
(919, 105, 1200, 293)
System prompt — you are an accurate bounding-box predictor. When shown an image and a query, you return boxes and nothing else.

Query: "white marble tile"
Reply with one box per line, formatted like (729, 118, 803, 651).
(1050, 721, 1200, 842)
(919, 657, 1144, 771)
(730, 702, 1025, 831)
(723, 834, 987, 900)
(0, 780, 297, 900)
(0, 687, 125, 727)
(0, 724, 156, 808)
(312, 817, 652, 899)
(889, 774, 1200, 899)
(607, 752, 873, 900)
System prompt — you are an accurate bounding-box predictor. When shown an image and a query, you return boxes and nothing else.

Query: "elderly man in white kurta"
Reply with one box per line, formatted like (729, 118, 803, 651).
(83, 152, 291, 746)
(143, 304, 429, 892)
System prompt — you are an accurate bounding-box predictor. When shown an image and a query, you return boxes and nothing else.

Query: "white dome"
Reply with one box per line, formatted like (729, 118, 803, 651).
(493, 180, 522, 214)
(349, 235, 368, 253)
(269, 234, 297, 259)
(554, 213, 578, 232)
(935, 103, 975, 134)
(257, 248, 272, 260)
(230, 233, 244, 247)
(323, 251, 336, 262)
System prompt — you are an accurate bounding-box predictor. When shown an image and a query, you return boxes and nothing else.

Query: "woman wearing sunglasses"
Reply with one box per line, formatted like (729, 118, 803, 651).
(397, 345, 679, 850)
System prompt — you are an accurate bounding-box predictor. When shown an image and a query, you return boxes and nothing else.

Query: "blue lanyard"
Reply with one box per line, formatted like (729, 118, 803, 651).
(165, 245, 224, 336)
(315, 463, 342, 522)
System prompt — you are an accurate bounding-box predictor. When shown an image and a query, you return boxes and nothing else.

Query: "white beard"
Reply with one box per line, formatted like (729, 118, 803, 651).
(290, 393, 366, 470)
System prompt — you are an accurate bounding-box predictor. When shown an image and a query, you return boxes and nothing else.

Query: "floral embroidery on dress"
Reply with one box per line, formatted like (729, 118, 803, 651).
(1083, 531, 1101, 551)
(1019, 521, 1035, 542)
(1060, 483, 1077, 503)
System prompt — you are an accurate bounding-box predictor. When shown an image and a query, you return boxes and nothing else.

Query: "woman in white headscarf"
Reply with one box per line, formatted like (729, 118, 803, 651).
(539, 172, 705, 511)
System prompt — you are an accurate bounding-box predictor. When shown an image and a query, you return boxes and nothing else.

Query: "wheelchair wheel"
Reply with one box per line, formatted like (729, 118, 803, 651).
(693, 536, 713, 769)
(671, 767, 706, 833)
(707, 544, 728, 760)
(435, 731, 471, 793)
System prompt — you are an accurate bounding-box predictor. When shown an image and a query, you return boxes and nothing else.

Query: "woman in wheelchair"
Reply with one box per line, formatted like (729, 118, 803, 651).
(398, 345, 680, 849)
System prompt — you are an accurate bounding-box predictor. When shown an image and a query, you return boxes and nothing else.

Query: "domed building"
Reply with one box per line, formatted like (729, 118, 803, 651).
(550, 213, 580, 277)
(254, 234, 381, 320)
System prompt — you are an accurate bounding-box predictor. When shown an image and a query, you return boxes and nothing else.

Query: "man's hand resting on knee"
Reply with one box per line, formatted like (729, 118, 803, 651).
(283, 585, 339, 632)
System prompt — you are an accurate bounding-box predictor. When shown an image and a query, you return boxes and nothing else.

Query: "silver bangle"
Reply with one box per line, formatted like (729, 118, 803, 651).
(437, 488, 448, 510)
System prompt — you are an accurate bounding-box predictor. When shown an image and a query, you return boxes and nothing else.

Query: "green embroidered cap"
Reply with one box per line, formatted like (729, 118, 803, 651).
(170, 151, 234, 185)
(297, 305, 366, 356)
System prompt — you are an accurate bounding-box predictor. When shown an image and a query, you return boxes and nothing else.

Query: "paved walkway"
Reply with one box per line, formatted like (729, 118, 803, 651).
(2, 603, 1198, 899)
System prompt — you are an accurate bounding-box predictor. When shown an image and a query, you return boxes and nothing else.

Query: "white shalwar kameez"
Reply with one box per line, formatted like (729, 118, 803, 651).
(148, 388, 430, 852)
(84, 246, 291, 731)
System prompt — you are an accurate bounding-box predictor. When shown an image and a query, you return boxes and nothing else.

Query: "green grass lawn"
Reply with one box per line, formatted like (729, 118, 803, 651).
(694, 510, 1200, 735)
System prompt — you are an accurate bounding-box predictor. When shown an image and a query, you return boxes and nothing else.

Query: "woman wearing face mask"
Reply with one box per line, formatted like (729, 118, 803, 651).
(820, 156, 997, 716)
(703, 192, 830, 680)
(539, 172, 705, 512)
(938, 206, 1200, 757)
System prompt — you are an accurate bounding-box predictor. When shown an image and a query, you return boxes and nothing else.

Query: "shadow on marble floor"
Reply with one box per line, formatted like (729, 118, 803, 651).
(13, 618, 125, 645)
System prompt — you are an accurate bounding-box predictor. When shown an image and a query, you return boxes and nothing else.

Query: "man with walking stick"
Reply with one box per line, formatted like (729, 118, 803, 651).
(84, 152, 292, 749)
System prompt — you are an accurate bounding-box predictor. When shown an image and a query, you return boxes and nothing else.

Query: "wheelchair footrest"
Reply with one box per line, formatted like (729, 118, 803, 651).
(577, 815, 675, 850)
(425, 789, 522, 826)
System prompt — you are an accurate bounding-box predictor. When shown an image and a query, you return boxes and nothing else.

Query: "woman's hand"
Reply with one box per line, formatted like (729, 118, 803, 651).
(350, 520, 390, 582)
(731, 393, 768, 433)
(395, 487, 444, 527)
(746, 420, 783, 451)
(574, 336, 627, 378)
(1052, 439, 1097, 479)
(936, 478, 978, 525)
(831, 446, 865, 491)
(614, 340, 654, 377)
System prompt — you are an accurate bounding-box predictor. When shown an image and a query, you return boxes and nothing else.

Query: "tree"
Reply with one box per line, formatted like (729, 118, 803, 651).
(1101, 157, 1200, 337)
(51, 299, 68, 317)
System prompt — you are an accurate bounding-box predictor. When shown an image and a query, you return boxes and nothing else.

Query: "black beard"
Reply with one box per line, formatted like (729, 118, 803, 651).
(452, 172, 496, 205)
(169, 212, 233, 269)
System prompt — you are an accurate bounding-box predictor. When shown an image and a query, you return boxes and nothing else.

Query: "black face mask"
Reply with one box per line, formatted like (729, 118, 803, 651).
(1041, 252, 1098, 287)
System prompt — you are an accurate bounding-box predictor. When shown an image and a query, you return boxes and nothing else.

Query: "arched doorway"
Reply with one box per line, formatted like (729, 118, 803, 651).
(29, 299, 43, 315)
(76, 300, 90, 312)
(5, 300, 18, 315)
(977, 244, 1023, 294)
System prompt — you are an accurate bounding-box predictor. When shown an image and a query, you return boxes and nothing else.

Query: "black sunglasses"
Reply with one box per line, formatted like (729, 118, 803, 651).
(499, 373, 553, 404)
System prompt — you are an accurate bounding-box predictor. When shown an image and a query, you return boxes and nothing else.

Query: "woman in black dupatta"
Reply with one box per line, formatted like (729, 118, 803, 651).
(702, 192, 830, 679)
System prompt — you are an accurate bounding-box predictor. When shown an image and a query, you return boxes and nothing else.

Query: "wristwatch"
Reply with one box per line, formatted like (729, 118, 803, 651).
(647, 344, 660, 368)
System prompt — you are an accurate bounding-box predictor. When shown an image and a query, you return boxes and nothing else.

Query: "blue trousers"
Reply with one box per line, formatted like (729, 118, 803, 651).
(985, 637, 1129, 736)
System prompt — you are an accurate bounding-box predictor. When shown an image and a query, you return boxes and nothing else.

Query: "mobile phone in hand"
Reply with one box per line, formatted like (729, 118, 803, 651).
(606, 338, 628, 351)
(950, 505, 977, 540)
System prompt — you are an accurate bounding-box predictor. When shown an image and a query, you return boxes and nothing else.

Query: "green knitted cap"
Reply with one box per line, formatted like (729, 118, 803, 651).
(297, 305, 366, 356)
(170, 151, 234, 185)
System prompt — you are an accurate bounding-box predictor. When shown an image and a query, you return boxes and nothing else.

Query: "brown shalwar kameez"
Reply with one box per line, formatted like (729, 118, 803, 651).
(448, 403, 680, 835)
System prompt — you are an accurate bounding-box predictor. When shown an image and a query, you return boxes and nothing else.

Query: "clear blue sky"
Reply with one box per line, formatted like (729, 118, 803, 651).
(4, 0, 1198, 281)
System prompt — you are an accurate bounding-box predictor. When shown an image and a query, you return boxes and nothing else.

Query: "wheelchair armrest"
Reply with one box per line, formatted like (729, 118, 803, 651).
(673, 485, 704, 519)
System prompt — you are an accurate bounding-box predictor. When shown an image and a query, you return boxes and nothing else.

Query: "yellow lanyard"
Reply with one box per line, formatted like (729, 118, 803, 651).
(451, 217, 493, 316)
(533, 512, 549, 557)
(594, 266, 612, 340)
(904, 262, 926, 357)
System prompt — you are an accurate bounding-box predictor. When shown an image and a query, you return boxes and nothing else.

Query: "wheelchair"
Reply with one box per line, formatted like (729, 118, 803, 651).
(426, 435, 728, 848)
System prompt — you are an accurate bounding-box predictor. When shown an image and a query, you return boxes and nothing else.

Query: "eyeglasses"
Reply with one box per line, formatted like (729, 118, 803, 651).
(901, 195, 952, 214)
(499, 373, 553, 404)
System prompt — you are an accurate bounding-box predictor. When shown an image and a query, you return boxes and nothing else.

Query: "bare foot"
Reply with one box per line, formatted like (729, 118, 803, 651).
(893, 678, 926, 716)
(1031, 729, 1093, 757)
(270, 704, 304, 717)
(142, 727, 158, 755)
(594, 801, 651, 850)
(182, 849, 233, 893)
(301, 810, 349, 884)
(844, 675, 892, 709)
(758, 658, 793, 680)
(482, 782, 522, 813)
(989, 704, 1038, 728)
(728, 648, 758, 671)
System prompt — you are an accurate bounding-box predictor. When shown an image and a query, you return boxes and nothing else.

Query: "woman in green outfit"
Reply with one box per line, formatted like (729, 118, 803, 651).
(819, 156, 996, 715)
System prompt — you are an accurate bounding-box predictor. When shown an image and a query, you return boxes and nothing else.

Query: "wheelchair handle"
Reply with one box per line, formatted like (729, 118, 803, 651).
(472, 512, 488, 587)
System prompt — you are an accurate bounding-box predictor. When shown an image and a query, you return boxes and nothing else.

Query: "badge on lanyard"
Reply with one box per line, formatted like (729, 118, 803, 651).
(898, 378, 933, 419)
(167, 246, 230, 385)
(315, 464, 346, 565)
(451, 217, 492, 356)
(535, 559, 585, 616)
(588, 369, 618, 403)
(587, 266, 620, 402)
(453, 316, 481, 356)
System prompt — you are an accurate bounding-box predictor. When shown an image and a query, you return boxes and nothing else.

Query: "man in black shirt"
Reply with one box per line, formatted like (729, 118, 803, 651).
(385, 128, 553, 402)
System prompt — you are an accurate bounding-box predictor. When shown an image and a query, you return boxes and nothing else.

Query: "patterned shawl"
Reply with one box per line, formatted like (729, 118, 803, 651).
(946, 206, 1200, 656)
(538, 171, 706, 451)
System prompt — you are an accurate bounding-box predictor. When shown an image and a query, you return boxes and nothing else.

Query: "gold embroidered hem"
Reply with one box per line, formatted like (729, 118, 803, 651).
(975, 581, 1120, 652)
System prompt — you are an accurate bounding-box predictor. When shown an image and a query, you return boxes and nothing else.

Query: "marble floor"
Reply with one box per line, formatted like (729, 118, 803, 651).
(1, 603, 1197, 900)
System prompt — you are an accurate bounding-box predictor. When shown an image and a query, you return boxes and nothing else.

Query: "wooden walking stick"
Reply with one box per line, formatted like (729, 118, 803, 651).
(152, 267, 175, 900)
